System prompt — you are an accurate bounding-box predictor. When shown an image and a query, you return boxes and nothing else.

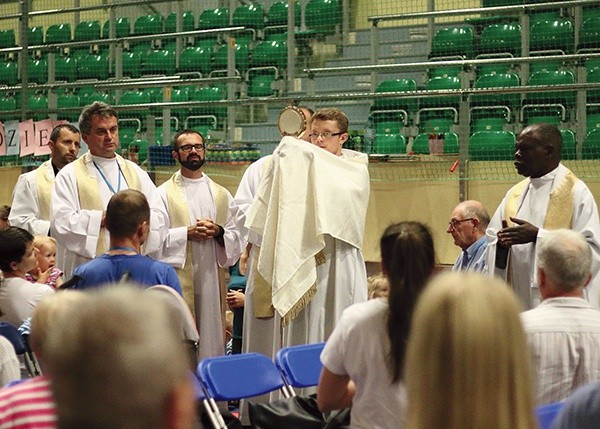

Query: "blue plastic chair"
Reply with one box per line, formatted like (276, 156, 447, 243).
(275, 342, 325, 396)
(536, 401, 564, 429)
(197, 352, 288, 429)
(0, 322, 40, 377)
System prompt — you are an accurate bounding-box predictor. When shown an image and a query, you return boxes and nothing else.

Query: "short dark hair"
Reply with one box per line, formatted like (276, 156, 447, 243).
(79, 102, 118, 135)
(172, 129, 204, 150)
(105, 190, 150, 239)
(311, 108, 349, 133)
(50, 124, 80, 142)
(0, 227, 34, 272)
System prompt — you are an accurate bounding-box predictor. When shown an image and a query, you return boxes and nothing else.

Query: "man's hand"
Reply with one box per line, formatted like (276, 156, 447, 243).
(187, 219, 224, 244)
(226, 290, 245, 309)
(497, 217, 539, 246)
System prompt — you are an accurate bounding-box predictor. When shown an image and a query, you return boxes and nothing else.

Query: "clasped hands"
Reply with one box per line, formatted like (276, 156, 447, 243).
(497, 217, 539, 247)
(187, 219, 222, 242)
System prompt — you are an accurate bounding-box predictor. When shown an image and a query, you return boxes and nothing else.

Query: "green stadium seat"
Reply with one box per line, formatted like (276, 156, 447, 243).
(530, 18, 574, 54)
(189, 85, 226, 122)
(28, 93, 48, 120)
(422, 118, 454, 134)
(560, 129, 576, 160)
(529, 60, 562, 75)
(77, 53, 110, 80)
(212, 43, 250, 74)
(375, 120, 401, 135)
(165, 11, 195, 33)
(74, 21, 101, 42)
(475, 64, 512, 78)
(55, 55, 77, 82)
(130, 138, 149, 164)
(471, 72, 520, 110)
(430, 27, 474, 59)
(250, 40, 287, 69)
(524, 70, 575, 109)
(46, 24, 71, 44)
(0, 61, 18, 86)
(478, 23, 521, 58)
(524, 114, 562, 126)
(420, 75, 461, 111)
(411, 132, 459, 155)
(143, 49, 176, 75)
(28, 26, 44, 46)
(266, 1, 301, 28)
(587, 113, 600, 132)
(28, 57, 48, 84)
(122, 51, 142, 78)
(0, 30, 15, 49)
(373, 134, 406, 154)
(233, 4, 265, 30)
(179, 46, 212, 76)
(247, 72, 277, 97)
(372, 79, 417, 116)
(583, 129, 600, 159)
(305, 0, 341, 35)
(469, 131, 515, 161)
(118, 124, 139, 148)
(170, 86, 191, 121)
(579, 16, 600, 52)
(0, 95, 17, 120)
(102, 17, 131, 38)
(198, 8, 230, 30)
(134, 14, 164, 36)
(587, 68, 600, 103)
(427, 65, 462, 80)
(57, 93, 80, 121)
(119, 90, 152, 120)
(471, 116, 508, 132)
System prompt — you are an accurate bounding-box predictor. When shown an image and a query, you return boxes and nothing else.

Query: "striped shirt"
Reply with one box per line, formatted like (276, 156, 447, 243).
(521, 297, 600, 405)
(0, 376, 55, 428)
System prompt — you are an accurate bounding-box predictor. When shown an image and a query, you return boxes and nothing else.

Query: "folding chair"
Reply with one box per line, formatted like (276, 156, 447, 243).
(536, 401, 564, 429)
(197, 352, 288, 429)
(275, 342, 325, 397)
(0, 322, 40, 377)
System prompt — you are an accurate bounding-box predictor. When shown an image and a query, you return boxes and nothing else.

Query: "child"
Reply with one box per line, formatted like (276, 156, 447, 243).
(25, 236, 63, 289)
(367, 273, 389, 299)
(0, 227, 54, 326)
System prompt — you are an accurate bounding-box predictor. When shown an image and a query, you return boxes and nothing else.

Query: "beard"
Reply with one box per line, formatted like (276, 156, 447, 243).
(179, 157, 205, 171)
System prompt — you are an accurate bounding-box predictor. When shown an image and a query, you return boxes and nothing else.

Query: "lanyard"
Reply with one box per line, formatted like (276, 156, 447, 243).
(93, 160, 123, 195)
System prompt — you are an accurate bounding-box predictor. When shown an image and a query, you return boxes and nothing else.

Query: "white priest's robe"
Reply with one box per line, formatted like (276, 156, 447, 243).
(487, 164, 600, 309)
(10, 160, 55, 236)
(158, 172, 243, 361)
(242, 137, 370, 360)
(51, 152, 168, 277)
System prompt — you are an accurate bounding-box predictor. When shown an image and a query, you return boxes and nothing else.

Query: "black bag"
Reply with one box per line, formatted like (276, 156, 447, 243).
(248, 395, 350, 429)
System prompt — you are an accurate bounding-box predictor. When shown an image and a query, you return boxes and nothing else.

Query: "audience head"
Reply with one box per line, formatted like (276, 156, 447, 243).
(298, 106, 314, 142)
(379, 221, 436, 382)
(79, 102, 119, 158)
(0, 227, 36, 275)
(515, 123, 562, 178)
(0, 205, 10, 230)
(49, 124, 81, 169)
(30, 291, 87, 370)
(172, 129, 206, 172)
(105, 190, 150, 242)
(536, 229, 592, 298)
(32, 236, 58, 273)
(405, 272, 536, 429)
(367, 273, 389, 299)
(45, 284, 196, 429)
(447, 200, 490, 250)
(309, 108, 349, 156)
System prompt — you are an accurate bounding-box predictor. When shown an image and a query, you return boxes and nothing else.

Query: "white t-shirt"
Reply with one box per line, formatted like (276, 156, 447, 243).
(321, 299, 406, 429)
(0, 277, 54, 327)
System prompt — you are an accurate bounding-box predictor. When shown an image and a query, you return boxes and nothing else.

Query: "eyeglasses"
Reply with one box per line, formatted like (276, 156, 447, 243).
(178, 143, 205, 152)
(309, 132, 343, 141)
(448, 218, 475, 229)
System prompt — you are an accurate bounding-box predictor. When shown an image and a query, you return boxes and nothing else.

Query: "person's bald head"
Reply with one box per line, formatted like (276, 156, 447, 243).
(447, 200, 489, 250)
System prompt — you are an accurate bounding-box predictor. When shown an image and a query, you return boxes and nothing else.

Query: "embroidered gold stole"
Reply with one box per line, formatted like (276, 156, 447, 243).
(35, 160, 54, 222)
(164, 171, 229, 322)
(74, 153, 140, 256)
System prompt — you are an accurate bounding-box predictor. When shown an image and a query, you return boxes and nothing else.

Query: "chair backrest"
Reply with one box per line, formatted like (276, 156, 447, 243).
(536, 401, 564, 429)
(275, 342, 325, 389)
(197, 352, 286, 401)
(0, 323, 26, 355)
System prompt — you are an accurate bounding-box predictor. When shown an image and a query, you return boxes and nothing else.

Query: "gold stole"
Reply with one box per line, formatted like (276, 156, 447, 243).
(503, 168, 577, 285)
(35, 160, 54, 221)
(74, 153, 140, 256)
(165, 171, 229, 324)
(251, 156, 326, 322)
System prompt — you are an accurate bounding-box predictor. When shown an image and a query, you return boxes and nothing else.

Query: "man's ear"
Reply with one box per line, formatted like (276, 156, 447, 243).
(172, 150, 179, 161)
(339, 132, 349, 146)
